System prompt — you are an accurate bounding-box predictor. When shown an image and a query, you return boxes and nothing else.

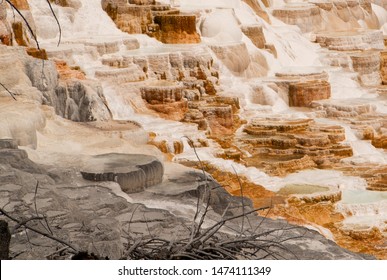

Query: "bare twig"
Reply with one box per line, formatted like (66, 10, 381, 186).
(12, 216, 44, 232)
(33, 181, 53, 235)
(0, 82, 17, 100)
(45, 0, 61, 46)
(5, 0, 40, 49)
(123, 136, 305, 260)
(0, 207, 78, 252)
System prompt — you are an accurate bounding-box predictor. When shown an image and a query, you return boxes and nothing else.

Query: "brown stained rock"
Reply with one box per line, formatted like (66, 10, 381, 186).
(129, 0, 155, 4)
(147, 101, 188, 121)
(241, 25, 266, 49)
(141, 82, 188, 121)
(11, 22, 28, 47)
(9, 0, 29, 10)
(199, 105, 234, 135)
(0, 4, 12, 46)
(240, 118, 351, 175)
(264, 43, 277, 58)
(54, 60, 85, 80)
(372, 135, 387, 149)
(0, 21, 12, 46)
(349, 51, 381, 86)
(359, 0, 372, 14)
(310, 0, 334, 11)
(26, 48, 48, 60)
(381, 51, 387, 85)
(242, 0, 270, 23)
(104, 3, 153, 34)
(152, 15, 201, 44)
(334, 0, 352, 22)
(289, 80, 331, 107)
(141, 83, 184, 104)
(148, 139, 184, 156)
(341, 227, 384, 241)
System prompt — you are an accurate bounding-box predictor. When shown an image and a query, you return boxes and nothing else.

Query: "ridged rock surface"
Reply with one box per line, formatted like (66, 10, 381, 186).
(273, 0, 380, 33)
(239, 118, 351, 175)
(242, 0, 270, 23)
(289, 80, 331, 107)
(350, 51, 381, 86)
(272, 4, 321, 33)
(102, 1, 152, 34)
(209, 43, 249, 73)
(152, 15, 201, 44)
(241, 24, 266, 49)
(316, 30, 384, 51)
(81, 153, 164, 194)
(141, 82, 188, 121)
(102, 0, 200, 44)
(381, 51, 387, 85)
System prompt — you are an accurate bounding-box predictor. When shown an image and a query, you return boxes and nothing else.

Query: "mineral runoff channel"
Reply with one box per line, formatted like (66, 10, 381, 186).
(2, 260, 387, 280)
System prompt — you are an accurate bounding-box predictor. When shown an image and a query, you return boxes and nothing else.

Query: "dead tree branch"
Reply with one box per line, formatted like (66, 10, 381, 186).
(0, 207, 78, 253)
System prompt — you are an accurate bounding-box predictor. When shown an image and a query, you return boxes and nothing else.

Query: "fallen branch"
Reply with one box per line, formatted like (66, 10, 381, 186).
(0, 207, 78, 253)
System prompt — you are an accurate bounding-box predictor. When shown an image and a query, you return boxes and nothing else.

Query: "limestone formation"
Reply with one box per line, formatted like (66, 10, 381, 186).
(140, 82, 188, 121)
(55, 60, 85, 80)
(0, 143, 371, 259)
(2, 0, 38, 47)
(289, 80, 331, 107)
(272, 1, 381, 33)
(381, 51, 387, 85)
(49, 0, 81, 9)
(280, 184, 342, 204)
(26, 48, 48, 60)
(272, 4, 321, 33)
(84, 120, 148, 145)
(242, 0, 270, 23)
(367, 173, 387, 191)
(0, 2, 11, 46)
(1, 0, 386, 261)
(54, 79, 111, 122)
(102, 0, 151, 32)
(316, 30, 385, 51)
(268, 68, 330, 105)
(349, 51, 381, 86)
(371, 0, 387, 9)
(152, 15, 200, 44)
(199, 105, 234, 135)
(102, 0, 200, 44)
(0, 102, 45, 148)
(209, 43, 251, 74)
(81, 153, 164, 194)
(239, 118, 352, 175)
(241, 24, 266, 49)
(101, 46, 218, 88)
(9, 0, 29, 10)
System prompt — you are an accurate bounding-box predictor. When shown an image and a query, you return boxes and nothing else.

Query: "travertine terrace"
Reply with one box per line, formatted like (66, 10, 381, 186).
(1, 0, 387, 259)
